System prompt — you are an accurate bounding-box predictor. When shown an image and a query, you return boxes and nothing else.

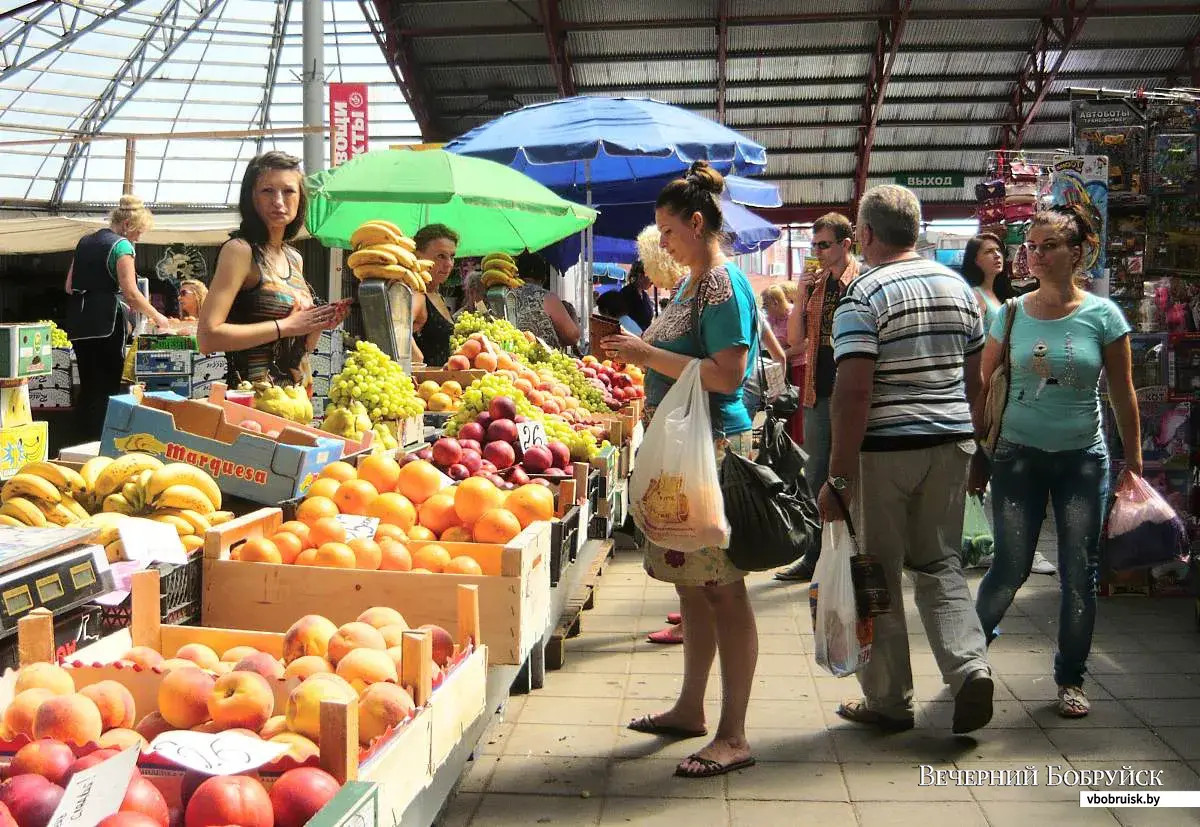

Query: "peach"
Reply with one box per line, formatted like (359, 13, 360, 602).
(258, 715, 288, 739)
(282, 615, 338, 664)
(97, 728, 148, 751)
(419, 624, 455, 667)
(284, 674, 356, 742)
(268, 732, 320, 762)
(14, 663, 73, 697)
(157, 667, 216, 729)
(232, 652, 284, 681)
(174, 644, 220, 671)
(282, 656, 332, 681)
(220, 646, 258, 664)
(385, 646, 404, 673)
(207, 672, 274, 732)
(357, 683, 416, 746)
(211, 662, 233, 676)
(326, 622, 386, 666)
(191, 721, 223, 734)
(79, 680, 136, 730)
(379, 624, 408, 648)
(158, 658, 197, 673)
(356, 607, 407, 630)
(4, 739, 74, 785)
(3, 689, 54, 740)
(133, 712, 173, 742)
(33, 694, 102, 745)
(121, 647, 165, 669)
(335, 649, 397, 695)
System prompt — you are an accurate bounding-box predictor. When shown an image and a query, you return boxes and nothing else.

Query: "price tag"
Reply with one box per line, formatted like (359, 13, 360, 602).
(516, 421, 547, 454)
(118, 517, 188, 565)
(48, 745, 140, 827)
(149, 730, 288, 776)
(436, 468, 456, 490)
(335, 514, 380, 541)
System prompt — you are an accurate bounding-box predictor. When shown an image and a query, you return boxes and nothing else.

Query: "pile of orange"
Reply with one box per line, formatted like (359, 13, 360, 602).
(233, 455, 555, 575)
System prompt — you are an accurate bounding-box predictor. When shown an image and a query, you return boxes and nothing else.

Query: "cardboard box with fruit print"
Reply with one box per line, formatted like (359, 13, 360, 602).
(0, 569, 485, 824)
(0, 421, 48, 481)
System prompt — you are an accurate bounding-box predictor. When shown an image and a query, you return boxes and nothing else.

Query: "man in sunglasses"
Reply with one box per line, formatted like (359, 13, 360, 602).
(776, 212, 860, 582)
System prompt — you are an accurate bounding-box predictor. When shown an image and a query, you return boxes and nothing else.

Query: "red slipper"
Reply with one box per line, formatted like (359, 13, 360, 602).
(666, 612, 682, 625)
(647, 625, 683, 644)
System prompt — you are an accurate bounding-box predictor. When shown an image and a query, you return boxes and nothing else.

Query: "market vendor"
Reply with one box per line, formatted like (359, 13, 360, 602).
(197, 151, 345, 387)
(512, 250, 580, 349)
(65, 193, 171, 440)
(411, 223, 460, 367)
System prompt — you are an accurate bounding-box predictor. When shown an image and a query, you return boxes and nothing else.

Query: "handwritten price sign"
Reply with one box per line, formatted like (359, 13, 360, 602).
(516, 420, 547, 454)
(335, 513, 380, 540)
(149, 730, 288, 776)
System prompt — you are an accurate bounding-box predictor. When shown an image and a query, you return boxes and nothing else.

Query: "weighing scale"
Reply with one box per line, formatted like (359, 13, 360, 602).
(0, 526, 112, 635)
(357, 279, 414, 374)
(483, 286, 518, 323)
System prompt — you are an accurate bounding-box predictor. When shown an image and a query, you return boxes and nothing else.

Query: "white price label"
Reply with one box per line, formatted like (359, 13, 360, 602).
(48, 746, 140, 827)
(516, 421, 547, 454)
(334, 513, 380, 540)
(118, 517, 188, 564)
(149, 730, 288, 776)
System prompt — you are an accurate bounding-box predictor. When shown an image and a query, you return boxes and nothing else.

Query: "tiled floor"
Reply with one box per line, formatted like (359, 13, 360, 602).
(439, 537, 1200, 826)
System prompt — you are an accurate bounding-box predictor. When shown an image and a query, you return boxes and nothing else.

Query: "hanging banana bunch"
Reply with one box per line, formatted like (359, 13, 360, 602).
(480, 252, 524, 289)
(347, 220, 432, 294)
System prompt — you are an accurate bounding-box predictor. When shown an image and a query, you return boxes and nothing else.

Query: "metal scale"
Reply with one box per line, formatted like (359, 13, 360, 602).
(357, 279, 415, 373)
(483, 286, 519, 323)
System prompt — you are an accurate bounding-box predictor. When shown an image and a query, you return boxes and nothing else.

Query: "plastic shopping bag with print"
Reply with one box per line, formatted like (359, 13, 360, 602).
(810, 522, 873, 677)
(1106, 472, 1188, 571)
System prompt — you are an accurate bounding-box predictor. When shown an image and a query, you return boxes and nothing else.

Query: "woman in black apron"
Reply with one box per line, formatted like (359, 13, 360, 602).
(64, 195, 169, 441)
(411, 224, 460, 367)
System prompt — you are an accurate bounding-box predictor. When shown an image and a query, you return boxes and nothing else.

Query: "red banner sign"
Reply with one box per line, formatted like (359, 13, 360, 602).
(329, 82, 369, 167)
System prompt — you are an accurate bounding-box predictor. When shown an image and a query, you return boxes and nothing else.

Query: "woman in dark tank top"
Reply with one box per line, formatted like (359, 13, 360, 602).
(411, 223, 460, 367)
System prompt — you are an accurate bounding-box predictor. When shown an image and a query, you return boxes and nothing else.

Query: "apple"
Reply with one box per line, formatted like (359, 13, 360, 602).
(471, 470, 491, 479)
(457, 438, 481, 455)
(531, 478, 553, 489)
(431, 438, 462, 467)
(460, 449, 483, 474)
(416, 448, 434, 462)
(447, 464, 469, 481)
(486, 419, 517, 445)
(508, 466, 530, 486)
(582, 367, 597, 379)
(474, 412, 492, 431)
(544, 467, 568, 478)
(479, 459, 497, 474)
(547, 440, 571, 469)
(458, 422, 485, 443)
(488, 396, 517, 421)
(483, 441, 515, 470)
(0, 775, 63, 827)
(514, 415, 529, 423)
(488, 474, 507, 488)
(521, 445, 553, 473)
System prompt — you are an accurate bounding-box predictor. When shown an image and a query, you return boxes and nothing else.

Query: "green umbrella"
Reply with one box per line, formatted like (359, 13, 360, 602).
(305, 149, 597, 256)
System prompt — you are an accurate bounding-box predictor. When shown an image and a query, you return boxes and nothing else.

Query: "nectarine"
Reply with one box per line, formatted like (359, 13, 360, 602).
(326, 622, 386, 666)
(14, 663, 73, 697)
(157, 667, 216, 730)
(282, 615, 338, 664)
(335, 648, 398, 695)
(184, 775, 272, 827)
(79, 680, 136, 730)
(357, 682, 416, 746)
(4, 739, 73, 785)
(270, 767, 341, 827)
(207, 671, 274, 732)
(33, 695, 102, 746)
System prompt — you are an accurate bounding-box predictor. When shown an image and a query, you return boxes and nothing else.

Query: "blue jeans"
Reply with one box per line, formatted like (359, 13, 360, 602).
(975, 438, 1110, 687)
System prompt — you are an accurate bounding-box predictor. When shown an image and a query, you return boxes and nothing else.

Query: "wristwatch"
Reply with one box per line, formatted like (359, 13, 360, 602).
(828, 475, 852, 491)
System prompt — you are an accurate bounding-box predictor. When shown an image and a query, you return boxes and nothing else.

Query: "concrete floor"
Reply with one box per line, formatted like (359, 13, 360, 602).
(439, 536, 1200, 827)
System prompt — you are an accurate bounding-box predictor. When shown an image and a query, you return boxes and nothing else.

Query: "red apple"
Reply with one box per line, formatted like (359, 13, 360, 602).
(457, 422, 485, 443)
(447, 464, 469, 481)
(269, 768, 341, 827)
(473, 412, 492, 431)
(521, 445, 553, 473)
(457, 438, 482, 455)
(547, 441, 571, 469)
(0, 775, 62, 827)
(417, 624, 454, 667)
(483, 441, 515, 470)
(488, 475, 507, 488)
(431, 438, 462, 468)
(486, 419, 517, 445)
(508, 466, 530, 486)
(416, 448, 434, 462)
(460, 449, 483, 474)
(488, 396, 517, 421)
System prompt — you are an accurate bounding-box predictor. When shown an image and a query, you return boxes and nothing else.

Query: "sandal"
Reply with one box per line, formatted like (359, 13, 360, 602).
(835, 698, 914, 732)
(1057, 685, 1090, 718)
(647, 625, 683, 644)
(666, 612, 682, 625)
(628, 714, 707, 739)
(674, 754, 756, 778)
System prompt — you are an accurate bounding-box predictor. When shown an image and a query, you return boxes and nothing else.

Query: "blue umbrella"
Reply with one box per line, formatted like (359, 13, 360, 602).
(445, 96, 768, 187)
(554, 173, 781, 210)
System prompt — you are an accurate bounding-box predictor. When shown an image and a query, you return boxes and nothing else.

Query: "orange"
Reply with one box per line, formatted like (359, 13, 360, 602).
(440, 525, 473, 543)
(453, 477, 505, 525)
(472, 508, 522, 544)
(304, 477, 341, 501)
(506, 484, 555, 528)
(357, 454, 401, 494)
(459, 339, 482, 360)
(374, 523, 409, 543)
(295, 548, 319, 567)
(396, 460, 446, 505)
(296, 496, 339, 526)
(348, 537, 382, 570)
(270, 532, 303, 564)
(445, 556, 483, 576)
(368, 492, 417, 531)
(418, 492, 460, 536)
(411, 544, 451, 574)
(378, 538, 413, 571)
(474, 352, 497, 371)
(279, 520, 313, 549)
(309, 516, 348, 547)
(408, 526, 436, 542)
(320, 461, 357, 482)
(239, 537, 281, 564)
(313, 542, 356, 568)
(334, 478, 379, 516)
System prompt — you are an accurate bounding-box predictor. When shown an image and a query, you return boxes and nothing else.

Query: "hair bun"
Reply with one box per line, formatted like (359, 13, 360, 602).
(116, 194, 145, 212)
(685, 161, 725, 196)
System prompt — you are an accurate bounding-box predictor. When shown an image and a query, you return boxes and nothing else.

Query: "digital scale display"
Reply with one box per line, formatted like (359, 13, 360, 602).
(36, 574, 65, 603)
(3, 586, 32, 617)
(0, 530, 112, 633)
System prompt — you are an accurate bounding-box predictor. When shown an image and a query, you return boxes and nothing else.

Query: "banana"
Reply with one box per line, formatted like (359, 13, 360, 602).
(364, 219, 405, 238)
(482, 257, 517, 276)
(104, 540, 125, 563)
(62, 497, 90, 521)
(2, 473, 62, 505)
(152, 484, 216, 515)
(39, 502, 78, 527)
(0, 514, 24, 527)
(415, 258, 435, 272)
(353, 265, 425, 293)
(1, 497, 47, 527)
(370, 243, 417, 270)
(121, 481, 145, 513)
(81, 512, 130, 546)
(181, 535, 204, 553)
(347, 248, 398, 268)
(208, 511, 235, 526)
(21, 462, 87, 500)
(394, 235, 416, 253)
(350, 224, 400, 249)
(155, 508, 211, 535)
(152, 513, 194, 537)
(483, 253, 515, 268)
(146, 464, 221, 511)
(102, 494, 136, 516)
(80, 456, 114, 492)
(93, 453, 164, 500)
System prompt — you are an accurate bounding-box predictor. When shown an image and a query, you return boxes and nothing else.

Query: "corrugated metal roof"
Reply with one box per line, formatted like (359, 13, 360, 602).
(887, 80, 1014, 99)
(780, 178, 854, 204)
(878, 101, 1011, 121)
(727, 21, 877, 52)
(727, 103, 861, 127)
(568, 28, 715, 59)
(397, 1, 538, 28)
(1079, 15, 1200, 45)
(890, 51, 1026, 76)
(871, 148, 984, 172)
(727, 54, 871, 82)
(414, 33, 547, 63)
(571, 59, 715, 87)
(772, 153, 857, 176)
(1060, 48, 1183, 73)
(562, 0, 716, 25)
(741, 127, 859, 151)
(902, 19, 1037, 48)
(725, 83, 865, 104)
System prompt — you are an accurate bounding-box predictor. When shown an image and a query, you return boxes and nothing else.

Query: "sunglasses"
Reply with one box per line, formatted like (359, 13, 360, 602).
(813, 241, 842, 251)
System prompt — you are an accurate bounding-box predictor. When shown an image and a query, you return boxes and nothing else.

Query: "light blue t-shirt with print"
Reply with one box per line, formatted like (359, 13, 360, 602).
(990, 293, 1131, 451)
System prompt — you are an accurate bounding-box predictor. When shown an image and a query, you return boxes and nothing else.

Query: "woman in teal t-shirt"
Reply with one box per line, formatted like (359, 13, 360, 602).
(972, 205, 1142, 720)
(601, 162, 759, 781)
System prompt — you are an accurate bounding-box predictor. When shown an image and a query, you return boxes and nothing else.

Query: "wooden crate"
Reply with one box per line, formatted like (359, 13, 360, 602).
(201, 508, 551, 665)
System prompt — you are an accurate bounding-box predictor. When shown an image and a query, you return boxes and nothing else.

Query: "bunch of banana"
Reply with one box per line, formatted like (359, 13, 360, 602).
(347, 220, 430, 293)
(0, 462, 94, 528)
(252, 382, 314, 425)
(102, 462, 229, 555)
(481, 252, 524, 289)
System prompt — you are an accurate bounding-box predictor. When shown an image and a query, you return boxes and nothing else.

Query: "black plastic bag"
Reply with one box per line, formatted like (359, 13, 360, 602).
(720, 448, 820, 571)
(758, 415, 808, 494)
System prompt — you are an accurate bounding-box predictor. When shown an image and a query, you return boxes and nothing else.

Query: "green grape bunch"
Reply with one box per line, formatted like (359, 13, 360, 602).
(541, 350, 608, 413)
(40, 320, 71, 348)
(450, 312, 535, 359)
(330, 340, 425, 422)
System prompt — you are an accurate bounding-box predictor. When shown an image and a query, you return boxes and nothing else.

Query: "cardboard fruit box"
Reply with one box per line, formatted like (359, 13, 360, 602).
(0, 421, 48, 480)
(201, 507, 551, 666)
(0, 323, 52, 379)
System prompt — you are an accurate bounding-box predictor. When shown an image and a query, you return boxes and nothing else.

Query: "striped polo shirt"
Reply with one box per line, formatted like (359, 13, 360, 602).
(832, 256, 984, 451)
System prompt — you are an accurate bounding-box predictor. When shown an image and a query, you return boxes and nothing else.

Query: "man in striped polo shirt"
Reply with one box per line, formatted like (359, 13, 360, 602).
(817, 184, 994, 736)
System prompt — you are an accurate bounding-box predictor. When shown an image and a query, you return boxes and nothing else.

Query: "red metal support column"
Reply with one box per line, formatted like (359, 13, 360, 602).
(1002, 0, 1095, 149)
(1165, 29, 1200, 88)
(852, 0, 913, 211)
(540, 0, 575, 97)
(716, 0, 729, 123)
(363, 0, 437, 139)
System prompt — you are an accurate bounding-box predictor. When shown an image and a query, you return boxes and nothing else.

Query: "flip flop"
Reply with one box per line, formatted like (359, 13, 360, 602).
(674, 754, 756, 778)
(647, 626, 683, 644)
(666, 612, 682, 625)
(627, 714, 707, 739)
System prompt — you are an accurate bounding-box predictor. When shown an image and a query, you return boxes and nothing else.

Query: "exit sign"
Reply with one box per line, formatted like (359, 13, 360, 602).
(895, 173, 965, 188)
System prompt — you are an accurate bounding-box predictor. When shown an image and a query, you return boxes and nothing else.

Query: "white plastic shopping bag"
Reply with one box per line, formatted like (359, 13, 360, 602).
(810, 522, 873, 677)
(629, 359, 729, 551)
